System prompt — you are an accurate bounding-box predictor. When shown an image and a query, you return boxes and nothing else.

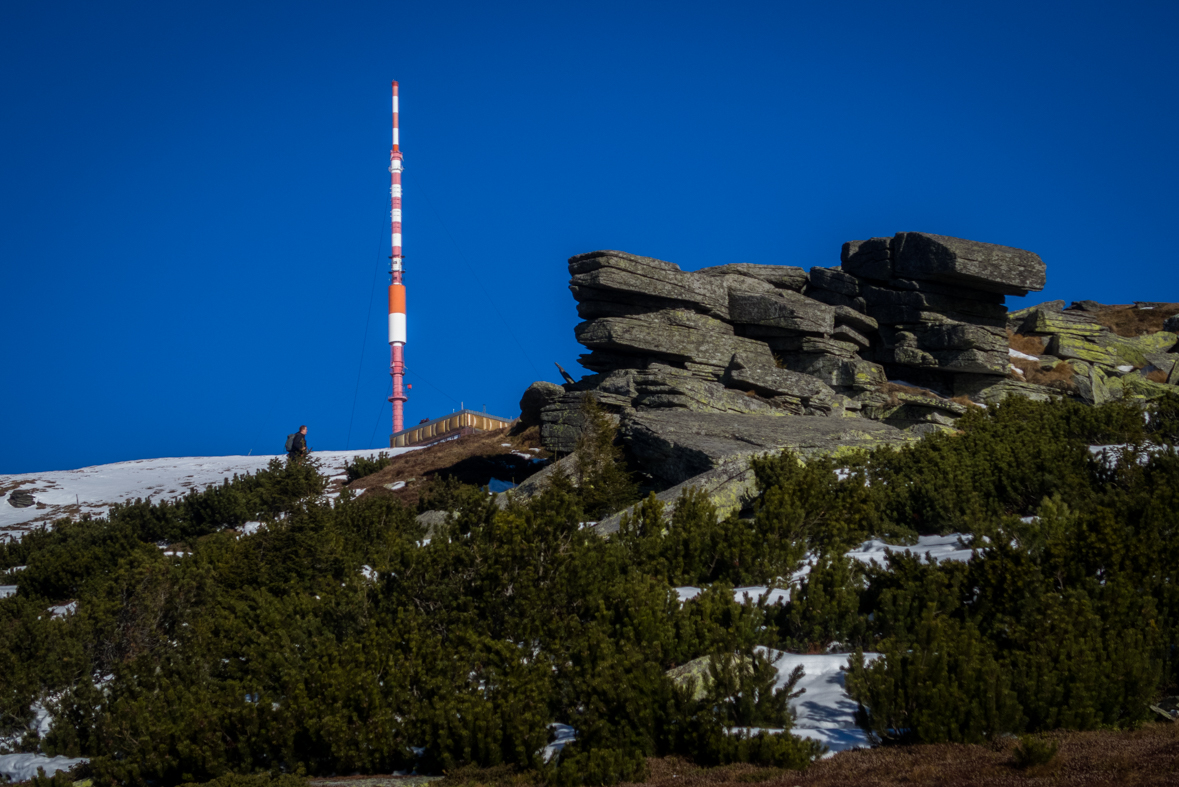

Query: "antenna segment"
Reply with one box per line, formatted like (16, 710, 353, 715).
(388, 80, 407, 433)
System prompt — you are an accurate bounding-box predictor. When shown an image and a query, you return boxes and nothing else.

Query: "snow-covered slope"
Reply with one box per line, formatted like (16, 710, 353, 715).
(0, 449, 417, 541)
(763, 648, 880, 756)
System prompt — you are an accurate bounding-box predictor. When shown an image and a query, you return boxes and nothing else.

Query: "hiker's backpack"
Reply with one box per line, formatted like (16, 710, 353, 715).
(285, 433, 297, 452)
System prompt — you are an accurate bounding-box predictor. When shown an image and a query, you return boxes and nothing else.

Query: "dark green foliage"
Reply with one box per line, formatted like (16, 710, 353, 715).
(30, 766, 76, 787)
(574, 396, 639, 520)
(1146, 392, 1179, 444)
(618, 490, 765, 586)
(1011, 735, 1059, 769)
(343, 452, 394, 482)
(4, 396, 1178, 782)
(701, 650, 800, 729)
(751, 453, 885, 553)
(548, 746, 648, 786)
(683, 729, 822, 770)
(865, 395, 1145, 534)
(844, 399, 1179, 745)
(780, 555, 867, 653)
(847, 607, 1022, 744)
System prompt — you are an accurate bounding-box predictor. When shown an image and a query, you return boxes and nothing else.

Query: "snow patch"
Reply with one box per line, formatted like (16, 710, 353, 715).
(0, 449, 420, 539)
(0, 754, 88, 783)
(675, 586, 793, 605)
(751, 648, 882, 757)
(733, 586, 791, 606)
(0, 586, 15, 599)
(845, 534, 973, 566)
(1009, 348, 1039, 361)
(542, 723, 578, 762)
(676, 535, 974, 610)
(1089, 443, 1171, 468)
(49, 601, 77, 618)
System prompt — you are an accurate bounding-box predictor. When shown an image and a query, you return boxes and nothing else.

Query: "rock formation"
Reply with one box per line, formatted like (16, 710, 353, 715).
(516, 231, 1176, 515)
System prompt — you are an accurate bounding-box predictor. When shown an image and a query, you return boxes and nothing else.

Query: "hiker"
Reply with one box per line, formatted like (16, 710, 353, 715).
(286, 425, 309, 461)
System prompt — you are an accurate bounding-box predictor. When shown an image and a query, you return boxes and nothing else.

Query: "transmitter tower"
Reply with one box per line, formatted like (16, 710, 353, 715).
(388, 81, 407, 433)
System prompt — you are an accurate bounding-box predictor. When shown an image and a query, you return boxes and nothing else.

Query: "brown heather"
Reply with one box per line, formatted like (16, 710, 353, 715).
(880, 381, 942, 401)
(1006, 329, 1047, 357)
(344, 425, 549, 506)
(1090, 303, 1179, 337)
(1006, 330, 1078, 392)
(606, 724, 1179, 787)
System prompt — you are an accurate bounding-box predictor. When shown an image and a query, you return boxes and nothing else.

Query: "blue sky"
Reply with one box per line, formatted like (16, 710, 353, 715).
(2, 0, 1177, 473)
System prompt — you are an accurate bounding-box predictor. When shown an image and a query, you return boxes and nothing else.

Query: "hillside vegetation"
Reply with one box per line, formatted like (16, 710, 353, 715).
(2, 396, 1179, 787)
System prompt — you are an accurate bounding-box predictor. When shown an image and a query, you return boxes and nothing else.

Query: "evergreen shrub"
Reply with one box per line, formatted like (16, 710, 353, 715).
(1011, 735, 1059, 769)
(344, 452, 394, 482)
(1, 396, 1176, 783)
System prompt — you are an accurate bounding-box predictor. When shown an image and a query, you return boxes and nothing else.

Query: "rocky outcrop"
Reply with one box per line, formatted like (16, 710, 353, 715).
(7, 489, 35, 508)
(534, 233, 1051, 469)
(890, 232, 1046, 296)
(518, 233, 1175, 514)
(840, 233, 1040, 393)
(622, 410, 911, 487)
(556, 233, 1046, 426)
(1010, 303, 1179, 405)
(518, 381, 565, 428)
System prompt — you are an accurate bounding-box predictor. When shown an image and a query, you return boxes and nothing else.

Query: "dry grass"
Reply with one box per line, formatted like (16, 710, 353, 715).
(606, 723, 1179, 787)
(1089, 303, 1179, 337)
(1006, 331, 1078, 393)
(880, 381, 942, 400)
(1007, 329, 1047, 356)
(1148, 369, 1169, 384)
(345, 426, 549, 507)
(1023, 362, 1078, 391)
(876, 381, 970, 410)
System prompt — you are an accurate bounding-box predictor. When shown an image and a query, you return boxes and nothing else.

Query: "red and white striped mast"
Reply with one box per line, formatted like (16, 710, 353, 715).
(388, 80, 407, 433)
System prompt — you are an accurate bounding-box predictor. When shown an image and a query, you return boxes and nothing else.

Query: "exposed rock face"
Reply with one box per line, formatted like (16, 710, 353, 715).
(575, 310, 776, 375)
(622, 410, 911, 487)
(569, 251, 735, 320)
(891, 232, 1046, 296)
(7, 489, 35, 508)
(1009, 302, 1179, 404)
(527, 233, 1174, 516)
(518, 381, 565, 428)
(545, 234, 1051, 457)
(843, 233, 1044, 393)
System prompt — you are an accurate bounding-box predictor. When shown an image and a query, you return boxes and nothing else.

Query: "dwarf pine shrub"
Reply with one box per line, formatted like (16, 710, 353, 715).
(343, 451, 394, 482)
(1, 395, 1177, 781)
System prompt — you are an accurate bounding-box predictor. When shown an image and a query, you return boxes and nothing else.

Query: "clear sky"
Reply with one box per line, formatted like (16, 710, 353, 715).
(2, 0, 1177, 473)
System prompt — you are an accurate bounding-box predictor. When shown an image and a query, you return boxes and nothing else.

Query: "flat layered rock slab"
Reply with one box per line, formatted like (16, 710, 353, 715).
(892, 232, 1046, 296)
(569, 250, 733, 318)
(623, 411, 911, 486)
(574, 313, 776, 373)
